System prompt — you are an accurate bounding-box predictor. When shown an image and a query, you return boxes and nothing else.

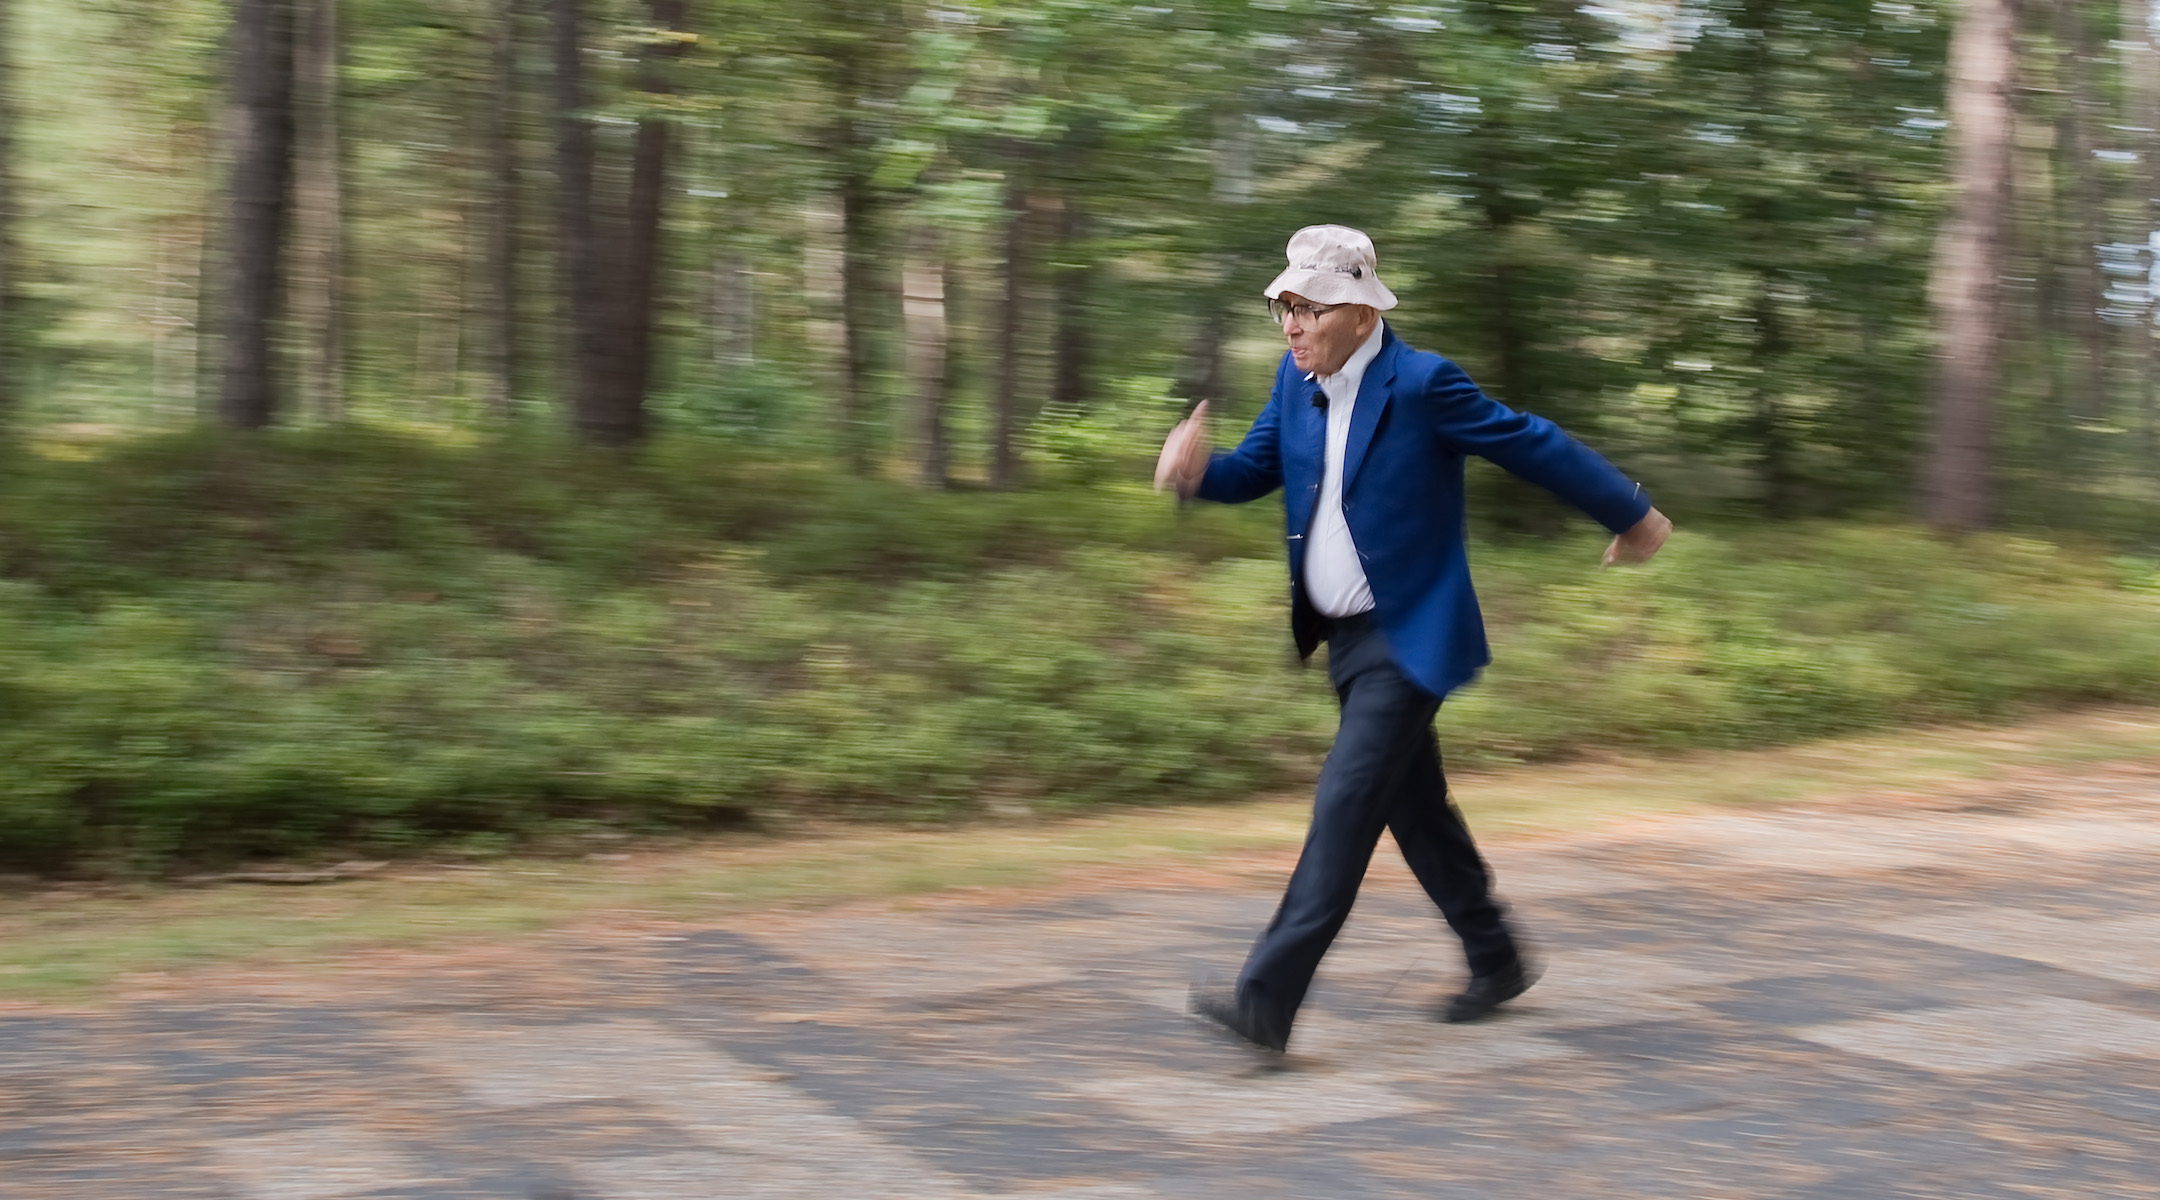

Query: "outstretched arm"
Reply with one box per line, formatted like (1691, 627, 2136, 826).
(1427, 360, 1669, 566)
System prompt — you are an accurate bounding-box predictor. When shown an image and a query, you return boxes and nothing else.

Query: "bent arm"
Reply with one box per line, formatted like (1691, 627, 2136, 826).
(1195, 391, 1285, 504)
(1427, 361, 1648, 534)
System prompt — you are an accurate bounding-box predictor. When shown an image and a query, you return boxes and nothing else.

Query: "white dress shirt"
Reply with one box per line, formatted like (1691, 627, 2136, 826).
(1305, 320, 1386, 618)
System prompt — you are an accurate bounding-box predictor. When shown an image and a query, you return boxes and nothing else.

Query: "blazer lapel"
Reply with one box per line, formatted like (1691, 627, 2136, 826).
(1290, 372, 1327, 520)
(1293, 373, 1327, 455)
(1341, 332, 1399, 494)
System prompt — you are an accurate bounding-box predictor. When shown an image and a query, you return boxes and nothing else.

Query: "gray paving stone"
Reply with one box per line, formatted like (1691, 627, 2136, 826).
(1793, 995, 2160, 1074)
(1707, 972, 1956, 1026)
(14, 775, 2160, 1198)
(212, 1124, 437, 1200)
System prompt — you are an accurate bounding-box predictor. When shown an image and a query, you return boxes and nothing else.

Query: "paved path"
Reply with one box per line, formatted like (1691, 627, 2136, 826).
(8, 765, 2160, 1199)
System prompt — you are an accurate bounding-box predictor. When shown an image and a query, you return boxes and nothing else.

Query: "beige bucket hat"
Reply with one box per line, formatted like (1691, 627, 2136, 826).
(1262, 224, 1398, 310)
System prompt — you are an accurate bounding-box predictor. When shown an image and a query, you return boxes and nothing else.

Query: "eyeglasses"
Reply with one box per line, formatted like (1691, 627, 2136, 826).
(1268, 299, 1347, 326)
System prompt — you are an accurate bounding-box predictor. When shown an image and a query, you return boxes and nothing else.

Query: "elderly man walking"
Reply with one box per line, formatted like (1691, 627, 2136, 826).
(1157, 226, 1671, 1053)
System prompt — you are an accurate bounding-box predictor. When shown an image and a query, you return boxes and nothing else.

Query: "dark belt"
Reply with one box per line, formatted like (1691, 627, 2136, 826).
(1322, 609, 1379, 640)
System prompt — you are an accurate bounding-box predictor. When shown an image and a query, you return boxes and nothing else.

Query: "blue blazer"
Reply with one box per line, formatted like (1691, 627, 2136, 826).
(1197, 327, 1651, 699)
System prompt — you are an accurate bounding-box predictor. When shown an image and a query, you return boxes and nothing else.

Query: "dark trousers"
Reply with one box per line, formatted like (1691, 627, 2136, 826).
(1235, 612, 1517, 1028)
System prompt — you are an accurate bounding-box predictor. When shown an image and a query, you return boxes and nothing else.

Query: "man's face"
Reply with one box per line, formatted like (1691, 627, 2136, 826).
(1279, 293, 1378, 377)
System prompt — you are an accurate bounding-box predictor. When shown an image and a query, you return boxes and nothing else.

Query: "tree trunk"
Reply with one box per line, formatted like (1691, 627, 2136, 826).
(196, 20, 235, 418)
(903, 221, 948, 486)
(0, 0, 18, 421)
(220, 0, 298, 430)
(551, 0, 681, 444)
(939, 251, 963, 481)
(991, 166, 1026, 490)
(836, 175, 878, 470)
(195, 182, 224, 417)
(1049, 198, 1092, 414)
(1749, 278, 1796, 515)
(484, 0, 522, 418)
(1476, 206, 1569, 536)
(2063, 0, 2108, 420)
(1479, 207, 1535, 412)
(1739, 0, 1793, 516)
(295, 0, 345, 422)
(614, 0, 687, 442)
(2032, 0, 2104, 521)
(1922, 0, 2015, 529)
(819, 18, 891, 473)
(547, 0, 611, 439)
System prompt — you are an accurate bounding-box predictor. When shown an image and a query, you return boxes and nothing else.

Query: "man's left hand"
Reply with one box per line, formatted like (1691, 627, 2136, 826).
(1602, 507, 1671, 567)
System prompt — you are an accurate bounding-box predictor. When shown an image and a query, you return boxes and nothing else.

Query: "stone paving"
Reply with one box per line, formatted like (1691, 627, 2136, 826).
(7, 765, 2160, 1198)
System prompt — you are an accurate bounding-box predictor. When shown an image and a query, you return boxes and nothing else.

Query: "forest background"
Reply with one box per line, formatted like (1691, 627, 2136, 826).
(5, 0, 2160, 876)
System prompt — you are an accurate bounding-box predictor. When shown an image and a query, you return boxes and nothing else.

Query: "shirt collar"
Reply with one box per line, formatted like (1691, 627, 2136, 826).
(1307, 319, 1387, 407)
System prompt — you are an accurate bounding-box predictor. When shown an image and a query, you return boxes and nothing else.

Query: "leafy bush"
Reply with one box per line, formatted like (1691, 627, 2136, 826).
(4, 428, 2160, 874)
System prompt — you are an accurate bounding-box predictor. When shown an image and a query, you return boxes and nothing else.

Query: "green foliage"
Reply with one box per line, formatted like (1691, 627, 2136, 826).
(1457, 526, 2160, 756)
(1024, 373, 1185, 483)
(18, 0, 2160, 528)
(6, 429, 2160, 875)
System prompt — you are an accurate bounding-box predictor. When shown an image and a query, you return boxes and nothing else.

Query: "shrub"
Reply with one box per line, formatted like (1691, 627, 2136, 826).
(4, 428, 2158, 874)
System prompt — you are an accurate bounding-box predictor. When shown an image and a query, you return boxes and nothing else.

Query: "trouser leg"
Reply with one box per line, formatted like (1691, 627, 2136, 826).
(1385, 726, 1518, 976)
(1234, 621, 1438, 1026)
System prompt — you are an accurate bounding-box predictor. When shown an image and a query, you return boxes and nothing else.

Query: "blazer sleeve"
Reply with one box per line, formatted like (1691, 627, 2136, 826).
(1426, 359, 1650, 534)
(1194, 389, 1285, 505)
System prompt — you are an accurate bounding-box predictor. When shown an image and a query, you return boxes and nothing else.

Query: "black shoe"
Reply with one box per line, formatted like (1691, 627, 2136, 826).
(1188, 984, 1290, 1053)
(1441, 957, 1537, 1023)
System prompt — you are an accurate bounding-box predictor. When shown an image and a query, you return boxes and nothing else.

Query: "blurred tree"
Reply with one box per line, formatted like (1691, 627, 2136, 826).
(548, 0, 609, 438)
(482, 0, 524, 418)
(991, 147, 1028, 488)
(294, 0, 347, 421)
(220, 0, 298, 429)
(1047, 194, 1091, 414)
(0, 0, 17, 424)
(1170, 114, 1244, 412)
(2051, 0, 2108, 424)
(1924, 0, 2015, 528)
(619, 0, 688, 434)
(549, 0, 689, 444)
(903, 221, 950, 485)
(2131, 0, 2160, 463)
(808, 0, 906, 471)
(195, 11, 232, 418)
(10, 0, 2160, 533)
(1731, 0, 1800, 516)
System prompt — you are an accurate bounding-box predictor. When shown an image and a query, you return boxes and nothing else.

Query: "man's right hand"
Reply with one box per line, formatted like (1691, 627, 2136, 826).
(1153, 400, 1211, 498)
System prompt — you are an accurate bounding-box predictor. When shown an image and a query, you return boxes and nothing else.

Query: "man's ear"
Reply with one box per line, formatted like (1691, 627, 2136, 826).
(1355, 305, 1379, 337)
